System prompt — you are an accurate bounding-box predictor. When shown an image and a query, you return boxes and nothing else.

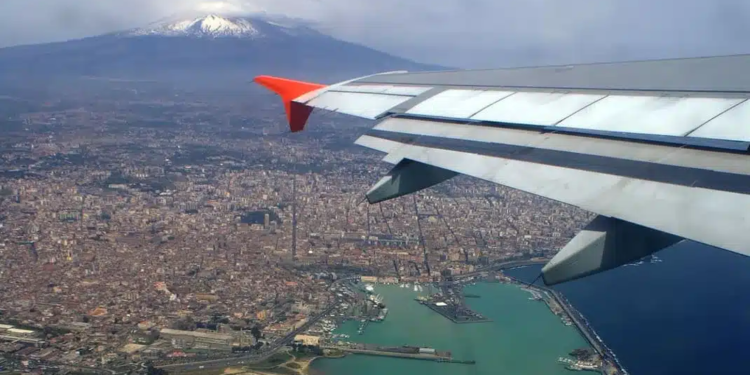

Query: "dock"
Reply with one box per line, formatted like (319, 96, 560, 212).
(357, 319, 369, 335)
(416, 299, 492, 324)
(414, 283, 491, 324)
(322, 344, 474, 365)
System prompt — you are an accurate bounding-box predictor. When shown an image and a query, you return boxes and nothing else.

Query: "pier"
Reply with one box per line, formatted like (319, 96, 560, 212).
(416, 298, 492, 324)
(414, 283, 491, 324)
(322, 344, 475, 365)
(357, 319, 369, 335)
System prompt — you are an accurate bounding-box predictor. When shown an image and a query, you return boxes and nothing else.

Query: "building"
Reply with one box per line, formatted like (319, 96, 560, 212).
(160, 328, 233, 351)
(0, 325, 45, 347)
(360, 276, 377, 283)
(194, 294, 219, 303)
(7, 328, 36, 337)
(293, 335, 320, 346)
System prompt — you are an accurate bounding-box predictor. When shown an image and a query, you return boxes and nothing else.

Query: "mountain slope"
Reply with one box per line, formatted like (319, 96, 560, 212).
(0, 14, 444, 83)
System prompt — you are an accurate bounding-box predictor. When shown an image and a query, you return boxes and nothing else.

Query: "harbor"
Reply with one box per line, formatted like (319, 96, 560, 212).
(312, 282, 591, 375)
(323, 271, 626, 374)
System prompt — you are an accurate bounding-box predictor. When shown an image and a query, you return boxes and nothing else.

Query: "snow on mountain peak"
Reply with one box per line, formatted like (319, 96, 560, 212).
(129, 14, 262, 38)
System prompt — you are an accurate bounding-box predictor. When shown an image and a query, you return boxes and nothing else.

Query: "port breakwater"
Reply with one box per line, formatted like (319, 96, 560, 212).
(321, 346, 475, 365)
(502, 273, 626, 375)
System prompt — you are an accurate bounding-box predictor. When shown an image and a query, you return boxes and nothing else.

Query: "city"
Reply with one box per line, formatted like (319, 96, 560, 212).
(0, 80, 593, 373)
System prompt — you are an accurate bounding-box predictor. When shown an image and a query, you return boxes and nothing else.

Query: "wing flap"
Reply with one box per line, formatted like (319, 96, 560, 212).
(371, 118, 750, 177)
(360, 117, 750, 256)
(370, 137, 750, 256)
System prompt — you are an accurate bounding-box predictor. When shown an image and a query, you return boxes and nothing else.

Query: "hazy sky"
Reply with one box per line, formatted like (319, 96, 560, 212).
(0, 0, 748, 68)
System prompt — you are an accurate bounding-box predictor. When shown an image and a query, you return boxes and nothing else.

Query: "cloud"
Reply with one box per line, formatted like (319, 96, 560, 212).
(0, 0, 748, 68)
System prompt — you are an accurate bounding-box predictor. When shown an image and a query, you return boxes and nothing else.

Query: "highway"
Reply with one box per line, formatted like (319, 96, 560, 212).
(158, 277, 357, 372)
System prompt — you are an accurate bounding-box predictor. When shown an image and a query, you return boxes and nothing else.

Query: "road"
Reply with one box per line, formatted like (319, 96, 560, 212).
(451, 259, 547, 280)
(42, 362, 117, 375)
(158, 277, 358, 372)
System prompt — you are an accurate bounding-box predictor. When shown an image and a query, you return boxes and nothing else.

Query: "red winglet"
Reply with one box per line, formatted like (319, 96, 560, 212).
(254, 75, 326, 132)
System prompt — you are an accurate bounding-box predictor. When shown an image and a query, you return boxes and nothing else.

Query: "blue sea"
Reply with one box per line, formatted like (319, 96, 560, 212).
(507, 241, 750, 375)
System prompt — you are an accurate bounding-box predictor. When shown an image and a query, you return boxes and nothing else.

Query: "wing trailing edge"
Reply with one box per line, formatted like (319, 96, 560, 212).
(254, 75, 325, 132)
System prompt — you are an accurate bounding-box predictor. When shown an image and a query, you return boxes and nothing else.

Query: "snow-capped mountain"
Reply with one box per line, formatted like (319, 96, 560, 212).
(124, 14, 322, 39)
(129, 14, 263, 38)
(0, 13, 444, 84)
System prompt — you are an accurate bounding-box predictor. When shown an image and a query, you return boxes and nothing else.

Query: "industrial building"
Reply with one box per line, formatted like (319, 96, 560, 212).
(0, 324, 45, 347)
(160, 328, 233, 351)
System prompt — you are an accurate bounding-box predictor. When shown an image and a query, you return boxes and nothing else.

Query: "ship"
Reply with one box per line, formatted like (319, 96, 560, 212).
(624, 254, 664, 267)
(558, 357, 600, 372)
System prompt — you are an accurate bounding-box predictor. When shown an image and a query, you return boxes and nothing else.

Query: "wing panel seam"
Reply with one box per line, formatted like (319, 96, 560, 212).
(552, 95, 610, 126)
(684, 98, 750, 136)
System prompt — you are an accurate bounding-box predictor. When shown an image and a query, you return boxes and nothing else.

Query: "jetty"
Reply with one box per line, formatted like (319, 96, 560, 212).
(322, 344, 474, 365)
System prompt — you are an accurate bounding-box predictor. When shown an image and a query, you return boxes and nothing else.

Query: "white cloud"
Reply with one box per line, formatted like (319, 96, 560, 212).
(0, 0, 748, 68)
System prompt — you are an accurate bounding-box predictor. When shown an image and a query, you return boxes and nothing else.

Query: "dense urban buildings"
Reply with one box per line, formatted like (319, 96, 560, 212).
(0, 80, 592, 372)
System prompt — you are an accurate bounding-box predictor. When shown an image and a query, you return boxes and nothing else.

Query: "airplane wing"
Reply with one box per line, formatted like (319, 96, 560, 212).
(254, 55, 750, 285)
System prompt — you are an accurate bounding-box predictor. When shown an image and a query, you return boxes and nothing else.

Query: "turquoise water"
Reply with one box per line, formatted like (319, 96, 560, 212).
(311, 283, 589, 375)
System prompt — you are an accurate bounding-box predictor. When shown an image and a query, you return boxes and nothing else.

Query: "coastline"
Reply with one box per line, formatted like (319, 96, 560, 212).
(501, 271, 628, 375)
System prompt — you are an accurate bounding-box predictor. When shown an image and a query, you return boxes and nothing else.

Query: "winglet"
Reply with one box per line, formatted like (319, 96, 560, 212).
(254, 75, 326, 132)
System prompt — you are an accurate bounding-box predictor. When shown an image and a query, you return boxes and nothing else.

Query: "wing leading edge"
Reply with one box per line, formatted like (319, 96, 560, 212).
(253, 55, 750, 285)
